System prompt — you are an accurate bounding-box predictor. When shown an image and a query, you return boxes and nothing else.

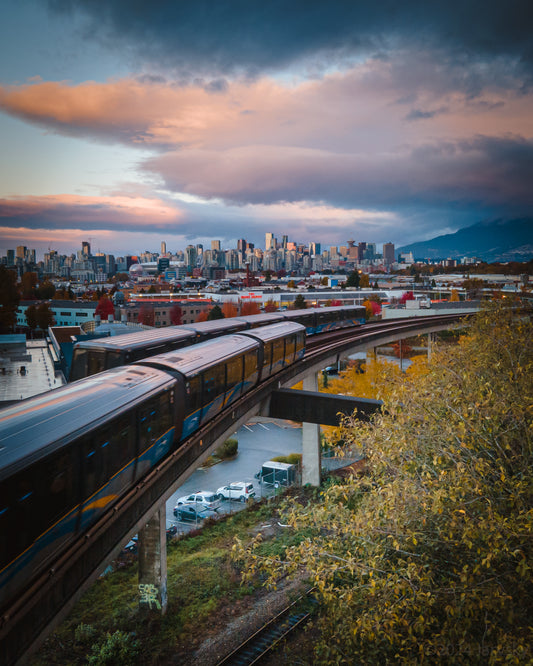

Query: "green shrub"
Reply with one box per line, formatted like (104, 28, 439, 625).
(271, 453, 301, 466)
(215, 438, 238, 458)
(87, 630, 139, 665)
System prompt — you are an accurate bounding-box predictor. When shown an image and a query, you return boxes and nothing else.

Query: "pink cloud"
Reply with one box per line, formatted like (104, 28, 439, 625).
(0, 193, 183, 229)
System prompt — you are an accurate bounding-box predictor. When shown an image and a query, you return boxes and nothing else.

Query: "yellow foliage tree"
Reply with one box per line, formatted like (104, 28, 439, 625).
(235, 301, 533, 663)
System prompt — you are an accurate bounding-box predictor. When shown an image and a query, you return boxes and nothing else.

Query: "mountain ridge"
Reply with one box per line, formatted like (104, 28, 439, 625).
(397, 218, 533, 262)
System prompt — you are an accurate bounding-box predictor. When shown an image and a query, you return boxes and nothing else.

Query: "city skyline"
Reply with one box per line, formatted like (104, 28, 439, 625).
(1, 2, 532, 258)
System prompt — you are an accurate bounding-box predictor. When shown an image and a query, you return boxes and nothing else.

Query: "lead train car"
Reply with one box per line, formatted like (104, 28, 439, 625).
(0, 364, 178, 613)
(0, 322, 305, 613)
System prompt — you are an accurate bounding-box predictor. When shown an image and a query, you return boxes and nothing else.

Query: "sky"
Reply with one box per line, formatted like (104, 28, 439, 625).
(1, 0, 532, 260)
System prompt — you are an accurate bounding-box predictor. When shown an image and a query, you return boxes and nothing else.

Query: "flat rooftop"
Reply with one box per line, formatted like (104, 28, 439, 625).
(0, 339, 66, 406)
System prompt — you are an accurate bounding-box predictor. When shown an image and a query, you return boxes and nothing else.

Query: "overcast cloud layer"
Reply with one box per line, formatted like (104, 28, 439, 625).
(0, 0, 532, 257)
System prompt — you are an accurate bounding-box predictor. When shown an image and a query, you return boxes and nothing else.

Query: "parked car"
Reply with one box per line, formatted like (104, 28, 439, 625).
(217, 482, 256, 502)
(174, 503, 218, 522)
(174, 491, 221, 511)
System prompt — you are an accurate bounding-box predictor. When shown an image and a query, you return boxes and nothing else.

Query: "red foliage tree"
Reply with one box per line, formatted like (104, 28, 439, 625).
(170, 304, 183, 325)
(138, 304, 155, 326)
(400, 291, 415, 304)
(263, 299, 278, 312)
(95, 296, 115, 321)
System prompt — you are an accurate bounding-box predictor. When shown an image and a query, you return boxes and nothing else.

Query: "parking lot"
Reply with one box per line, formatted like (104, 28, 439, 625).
(165, 419, 302, 535)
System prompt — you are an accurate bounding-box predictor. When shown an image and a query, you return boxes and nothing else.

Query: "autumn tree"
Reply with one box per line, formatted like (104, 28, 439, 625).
(0, 266, 19, 333)
(138, 304, 155, 326)
(25, 304, 38, 334)
(263, 299, 278, 313)
(363, 299, 381, 318)
(222, 301, 239, 318)
(95, 296, 115, 321)
(400, 290, 415, 304)
(240, 301, 261, 316)
(195, 311, 209, 322)
(21, 272, 38, 299)
(359, 273, 370, 288)
(35, 302, 55, 330)
(35, 280, 55, 300)
(169, 304, 183, 325)
(235, 301, 533, 663)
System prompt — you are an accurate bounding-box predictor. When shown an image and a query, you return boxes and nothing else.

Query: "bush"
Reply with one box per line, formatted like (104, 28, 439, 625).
(215, 438, 238, 459)
(271, 453, 301, 467)
(87, 630, 139, 665)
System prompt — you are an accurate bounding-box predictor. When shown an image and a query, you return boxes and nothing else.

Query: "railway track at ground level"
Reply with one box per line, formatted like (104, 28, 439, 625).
(216, 588, 317, 666)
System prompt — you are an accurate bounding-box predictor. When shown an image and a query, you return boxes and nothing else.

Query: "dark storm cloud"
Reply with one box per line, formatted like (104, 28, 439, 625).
(47, 0, 533, 77)
(145, 135, 533, 214)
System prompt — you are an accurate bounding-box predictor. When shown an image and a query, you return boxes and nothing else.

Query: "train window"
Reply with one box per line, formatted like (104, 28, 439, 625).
(2, 465, 42, 566)
(202, 363, 226, 408)
(139, 396, 160, 453)
(106, 350, 124, 369)
(244, 348, 259, 382)
(286, 334, 296, 362)
(82, 437, 102, 500)
(272, 338, 285, 367)
(70, 348, 88, 381)
(41, 447, 77, 528)
(185, 375, 202, 415)
(226, 354, 243, 397)
(87, 351, 106, 377)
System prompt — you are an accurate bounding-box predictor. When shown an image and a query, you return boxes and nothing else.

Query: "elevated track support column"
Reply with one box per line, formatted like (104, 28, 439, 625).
(302, 373, 321, 487)
(138, 506, 167, 614)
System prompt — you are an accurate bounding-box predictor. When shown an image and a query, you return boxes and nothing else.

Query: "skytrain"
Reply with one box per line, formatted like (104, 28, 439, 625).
(0, 306, 365, 614)
(69, 305, 366, 380)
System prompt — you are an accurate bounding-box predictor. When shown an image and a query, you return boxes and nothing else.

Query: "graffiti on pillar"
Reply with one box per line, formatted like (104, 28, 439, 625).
(138, 583, 161, 610)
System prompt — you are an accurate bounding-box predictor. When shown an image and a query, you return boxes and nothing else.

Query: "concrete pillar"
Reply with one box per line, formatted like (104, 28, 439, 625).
(138, 506, 167, 614)
(302, 373, 321, 486)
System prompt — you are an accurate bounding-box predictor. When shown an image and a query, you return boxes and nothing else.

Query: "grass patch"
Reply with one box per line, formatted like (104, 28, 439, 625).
(30, 496, 298, 665)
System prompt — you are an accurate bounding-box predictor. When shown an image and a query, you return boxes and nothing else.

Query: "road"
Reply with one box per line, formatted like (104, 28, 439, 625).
(165, 419, 302, 531)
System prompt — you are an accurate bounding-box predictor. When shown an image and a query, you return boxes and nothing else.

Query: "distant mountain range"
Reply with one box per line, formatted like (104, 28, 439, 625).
(397, 218, 533, 262)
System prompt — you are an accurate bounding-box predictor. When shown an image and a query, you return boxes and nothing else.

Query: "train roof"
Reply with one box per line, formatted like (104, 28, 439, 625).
(73, 326, 195, 352)
(241, 321, 305, 343)
(135, 334, 259, 378)
(233, 313, 285, 327)
(180, 319, 248, 336)
(0, 365, 175, 476)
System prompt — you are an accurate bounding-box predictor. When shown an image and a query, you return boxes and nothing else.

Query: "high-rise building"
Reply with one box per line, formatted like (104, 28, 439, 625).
(265, 232, 274, 251)
(161, 241, 167, 255)
(383, 242, 395, 266)
(281, 235, 288, 249)
(16, 246, 27, 260)
(185, 245, 197, 271)
(211, 240, 221, 251)
(82, 241, 91, 257)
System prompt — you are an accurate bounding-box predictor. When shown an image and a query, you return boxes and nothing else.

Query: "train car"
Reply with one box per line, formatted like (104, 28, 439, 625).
(136, 335, 261, 439)
(240, 322, 306, 381)
(0, 364, 180, 612)
(233, 313, 285, 329)
(69, 327, 196, 381)
(69, 306, 365, 381)
(280, 308, 318, 335)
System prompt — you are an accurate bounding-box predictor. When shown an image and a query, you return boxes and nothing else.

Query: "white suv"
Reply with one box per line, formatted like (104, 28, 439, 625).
(174, 491, 221, 512)
(217, 482, 256, 502)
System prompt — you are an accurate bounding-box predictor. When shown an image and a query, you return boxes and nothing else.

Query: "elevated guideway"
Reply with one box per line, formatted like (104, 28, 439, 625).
(0, 313, 473, 666)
